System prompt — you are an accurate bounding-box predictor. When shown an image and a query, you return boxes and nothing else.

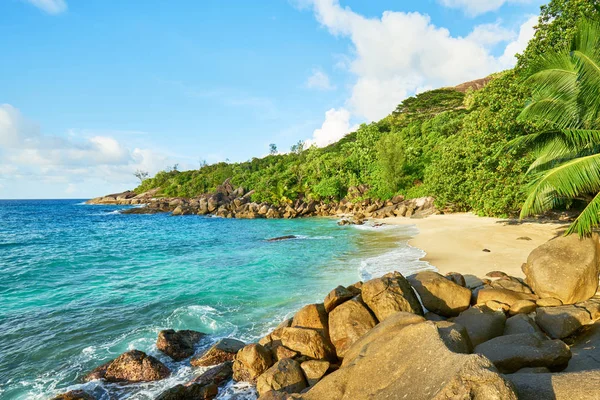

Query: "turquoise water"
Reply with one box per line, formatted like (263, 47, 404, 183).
(0, 200, 429, 399)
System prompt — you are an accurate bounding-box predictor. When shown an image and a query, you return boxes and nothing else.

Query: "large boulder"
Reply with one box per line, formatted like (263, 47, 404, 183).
(191, 338, 245, 367)
(232, 344, 273, 383)
(301, 360, 330, 387)
(503, 314, 544, 336)
(256, 358, 308, 396)
(565, 321, 600, 372)
(361, 272, 423, 321)
(474, 332, 571, 373)
(328, 298, 377, 358)
(86, 350, 171, 383)
(454, 306, 506, 347)
(434, 321, 473, 354)
(476, 289, 537, 307)
(189, 361, 233, 386)
(292, 304, 329, 336)
(324, 286, 354, 313)
(156, 383, 218, 400)
(156, 329, 205, 361)
(535, 305, 592, 339)
(507, 371, 600, 400)
(523, 234, 600, 305)
(51, 391, 96, 400)
(280, 328, 336, 361)
(408, 271, 472, 317)
(489, 277, 533, 294)
(298, 322, 517, 400)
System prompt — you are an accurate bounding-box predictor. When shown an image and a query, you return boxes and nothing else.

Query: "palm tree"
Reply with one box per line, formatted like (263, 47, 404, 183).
(512, 18, 600, 236)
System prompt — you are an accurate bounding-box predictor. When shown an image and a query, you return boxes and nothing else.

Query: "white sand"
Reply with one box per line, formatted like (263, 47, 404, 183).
(379, 213, 567, 284)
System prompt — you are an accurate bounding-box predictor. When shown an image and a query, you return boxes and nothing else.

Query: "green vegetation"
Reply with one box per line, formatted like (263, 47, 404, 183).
(512, 18, 600, 236)
(135, 0, 600, 220)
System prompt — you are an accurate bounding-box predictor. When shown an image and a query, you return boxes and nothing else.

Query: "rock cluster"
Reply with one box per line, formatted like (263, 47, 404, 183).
(86, 179, 438, 221)
(55, 228, 600, 400)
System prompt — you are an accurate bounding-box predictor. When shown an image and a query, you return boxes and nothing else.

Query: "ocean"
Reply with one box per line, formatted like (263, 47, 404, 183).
(0, 200, 432, 399)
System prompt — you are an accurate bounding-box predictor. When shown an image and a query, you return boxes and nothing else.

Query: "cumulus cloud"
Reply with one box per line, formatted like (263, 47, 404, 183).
(306, 0, 538, 121)
(500, 15, 539, 67)
(24, 0, 67, 14)
(438, 0, 533, 17)
(306, 69, 335, 90)
(305, 108, 358, 147)
(0, 104, 179, 194)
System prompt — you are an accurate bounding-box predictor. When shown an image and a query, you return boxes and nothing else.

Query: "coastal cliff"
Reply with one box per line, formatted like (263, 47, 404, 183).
(54, 233, 600, 400)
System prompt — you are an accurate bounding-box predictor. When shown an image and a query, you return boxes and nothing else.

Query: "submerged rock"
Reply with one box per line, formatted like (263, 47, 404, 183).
(156, 329, 205, 361)
(83, 350, 170, 383)
(267, 235, 298, 242)
(51, 390, 96, 400)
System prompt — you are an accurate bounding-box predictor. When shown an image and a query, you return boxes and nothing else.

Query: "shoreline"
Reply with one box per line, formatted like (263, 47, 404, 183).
(380, 213, 568, 285)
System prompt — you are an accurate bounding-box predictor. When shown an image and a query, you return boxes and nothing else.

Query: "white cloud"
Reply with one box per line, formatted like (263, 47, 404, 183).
(438, 0, 533, 17)
(306, 69, 335, 90)
(305, 108, 358, 147)
(0, 104, 180, 195)
(24, 0, 67, 14)
(306, 0, 538, 121)
(500, 15, 539, 67)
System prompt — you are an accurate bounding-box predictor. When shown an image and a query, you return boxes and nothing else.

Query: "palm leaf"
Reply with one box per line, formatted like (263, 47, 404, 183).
(521, 153, 600, 217)
(566, 191, 600, 237)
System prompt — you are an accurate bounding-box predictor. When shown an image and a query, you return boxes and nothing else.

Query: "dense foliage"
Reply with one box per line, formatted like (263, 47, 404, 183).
(135, 0, 599, 219)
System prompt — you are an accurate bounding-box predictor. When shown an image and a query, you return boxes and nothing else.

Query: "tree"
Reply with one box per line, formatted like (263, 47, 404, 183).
(134, 169, 149, 182)
(290, 140, 305, 154)
(269, 143, 278, 155)
(513, 18, 600, 236)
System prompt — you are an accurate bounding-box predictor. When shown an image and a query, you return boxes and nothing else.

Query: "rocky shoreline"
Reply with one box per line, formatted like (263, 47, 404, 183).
(53, 231, 600, 400)
(86, 179, 438, 223)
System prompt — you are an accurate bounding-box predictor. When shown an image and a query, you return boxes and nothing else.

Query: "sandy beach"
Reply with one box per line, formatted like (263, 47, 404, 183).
(381, 213, 568, 285)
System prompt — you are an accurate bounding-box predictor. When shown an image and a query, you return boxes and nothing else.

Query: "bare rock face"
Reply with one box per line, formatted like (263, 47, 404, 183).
(324, 286, 354, 313)
(476, 289, 537, 307)
(474, 332, 571, 373)
(445, 272, 467, 287)
(292, 304, 329, 336)
(51, 390, 96, 400)
(156, 329, 205, 361)
(232, 344, 273, 383)
(408, 271, 472, 317)
(280, 328, 336, 362)
(523, 234, 600, 305)
(507, 371, 600, 400)
(301, 360, 330, 386)
(328, 298, 377, 358)
(342, 312, 426, 366)
(298, 322, 517, 400)
(256, 358, 308, 397)
(434, 321, 473, 354)
(489, 277, 533, 294)
(509, 300, 537, 316)
(191, 338, 245, 367)
(454, 306, 506, 347)
(156, 383, 218, 400)
(189, 360, 234, 386)
(361, 272, 423, 321)
(535, 305, 592, 339)
(89, 350, 171, 383)
(504, 314, 543, 336)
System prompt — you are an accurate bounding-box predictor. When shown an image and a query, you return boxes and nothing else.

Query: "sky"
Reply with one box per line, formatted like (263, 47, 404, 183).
(0, 0, 546, 199)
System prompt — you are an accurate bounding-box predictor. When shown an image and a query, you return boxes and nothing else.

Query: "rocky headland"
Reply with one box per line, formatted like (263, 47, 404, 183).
(53, 231, 600, 400)
(86, 179, 438, 223)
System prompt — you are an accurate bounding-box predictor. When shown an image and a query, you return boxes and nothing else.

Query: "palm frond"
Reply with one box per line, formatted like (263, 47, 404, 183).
(566, 191, 600, 237)
(573, 19, 600, 125)
(521, 153, 600, 217)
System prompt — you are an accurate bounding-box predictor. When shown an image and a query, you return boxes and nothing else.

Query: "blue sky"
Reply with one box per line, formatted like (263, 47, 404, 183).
(0, 0, 545, 198)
